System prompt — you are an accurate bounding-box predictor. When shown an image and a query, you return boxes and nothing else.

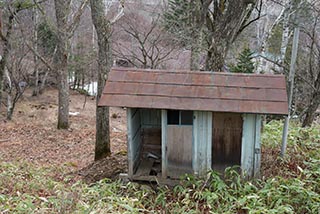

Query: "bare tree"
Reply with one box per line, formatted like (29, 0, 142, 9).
(4, 36, 30, 120)
(0, 2, 15, 112)
(299, 7, 320, 127)
(53, 0, 88, 129)
(90, 0, 124, 160)
(114, 11, 179, 69)
(204, 0, 262, 71)
(0, 1, 37, 117)
(164, 0, 262, 71)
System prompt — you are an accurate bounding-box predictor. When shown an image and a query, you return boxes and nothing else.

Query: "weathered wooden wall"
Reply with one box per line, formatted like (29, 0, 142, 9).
(127, 108, 142, 177)
(193, 111, 212, 176)
(241, 114, 262, 178)
(140, 109, 161, 128)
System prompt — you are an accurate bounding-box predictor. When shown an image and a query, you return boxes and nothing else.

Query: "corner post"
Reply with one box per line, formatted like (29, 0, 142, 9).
(127, 108, 133, 178)
(161, 109, 167, 179)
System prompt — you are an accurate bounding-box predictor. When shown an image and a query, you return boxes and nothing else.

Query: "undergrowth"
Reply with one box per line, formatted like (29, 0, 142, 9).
(0, 121, 319, 213)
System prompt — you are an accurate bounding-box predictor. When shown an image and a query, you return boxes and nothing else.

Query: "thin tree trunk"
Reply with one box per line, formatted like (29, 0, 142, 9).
(54, 0, 71, 129)
(73, 70, 78, 90)
(0, 13, 14, 112)
(278, 7, 291, 73)
(39, 69, 49, 94)
(90, 0, 112, 160)
(4, 68, 13, 120)
(6, 92, 13, 120)
(32, 7, 39, 96)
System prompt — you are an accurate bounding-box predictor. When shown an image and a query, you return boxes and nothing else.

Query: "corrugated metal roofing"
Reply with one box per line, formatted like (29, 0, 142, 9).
(98, 67, 289, 115)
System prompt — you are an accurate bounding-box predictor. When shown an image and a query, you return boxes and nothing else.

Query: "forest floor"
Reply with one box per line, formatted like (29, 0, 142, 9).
(0, 88, 128, 183)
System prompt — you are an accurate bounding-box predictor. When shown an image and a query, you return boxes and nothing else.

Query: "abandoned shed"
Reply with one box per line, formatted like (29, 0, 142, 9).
(98, 67, 288, 181)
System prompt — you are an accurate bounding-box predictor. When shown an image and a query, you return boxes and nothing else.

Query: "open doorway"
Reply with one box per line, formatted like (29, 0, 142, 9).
(212, 113, 243, 172)
(133, 109, 162, 178)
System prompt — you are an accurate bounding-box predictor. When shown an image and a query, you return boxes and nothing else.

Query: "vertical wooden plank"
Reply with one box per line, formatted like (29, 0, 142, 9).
(207, 112, 212, 173)
(199, 112, 205, 175)
(127, 108, 133, 178)
(131, 109, 142, 174)
(254, 115, 262, 177)
(193, 111, 212, 177)
(161, 109, 167, 178)
(193, 111, 199, 175)
(241, 114, 255, 179)
(167, 126, 193, 178)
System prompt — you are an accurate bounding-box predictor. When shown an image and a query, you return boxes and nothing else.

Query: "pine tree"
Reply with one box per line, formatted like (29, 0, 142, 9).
(230, 48, 255, 73)
(163, 0, 198, 47)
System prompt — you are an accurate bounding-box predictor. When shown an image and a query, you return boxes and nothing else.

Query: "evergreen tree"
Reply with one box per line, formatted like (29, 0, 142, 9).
(230, 48, 255, 73)
(163, 0, 199, 48)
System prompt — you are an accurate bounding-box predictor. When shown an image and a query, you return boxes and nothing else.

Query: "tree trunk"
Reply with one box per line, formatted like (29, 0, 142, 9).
(278, 5, 291, 73)
(190, 31, 202, 70)
(6, 91, 13, 120)
(90, 0, 112, 160)
(39, 69, 49, 94)
(203, 1, 257, 72)
(4, 68, 13, 120)
(302, 73, 320, 127)
(205, 37, 228, 72)
(54, 0, 71, 129)
(302, 92, 320, 127)
(32, 7, 39, 96)
(0, 13, 14, 112)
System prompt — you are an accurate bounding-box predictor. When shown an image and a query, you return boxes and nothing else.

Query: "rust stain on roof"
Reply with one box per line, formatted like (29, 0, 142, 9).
(99, 67, 289, 115)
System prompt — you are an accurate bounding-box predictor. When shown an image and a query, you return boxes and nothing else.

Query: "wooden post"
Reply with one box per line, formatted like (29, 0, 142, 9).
(281, 27, 300, 157)
(127, 108, 133, 178)
(161, 110, 167, 178)
(193, 111, 212, 177)
(241, 114, 257, 179)
(254, 115, 262, 177)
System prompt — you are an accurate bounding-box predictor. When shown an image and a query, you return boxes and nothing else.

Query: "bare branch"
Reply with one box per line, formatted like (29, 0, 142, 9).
(67, 0, 89, 37)
(111, 1, 125, 24)
(24, 42, 54, 72)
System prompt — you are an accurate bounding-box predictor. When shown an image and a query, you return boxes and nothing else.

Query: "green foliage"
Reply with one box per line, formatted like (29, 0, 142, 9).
(163, 0, 198, 47)
(230, 47, 255, 73)
(0, 121, 319, 213)
(37, 22, 57, 56)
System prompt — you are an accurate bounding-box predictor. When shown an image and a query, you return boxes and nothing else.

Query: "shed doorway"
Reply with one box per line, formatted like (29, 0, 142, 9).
(166, 110, 193, 178)
(212, 113, 243, 171)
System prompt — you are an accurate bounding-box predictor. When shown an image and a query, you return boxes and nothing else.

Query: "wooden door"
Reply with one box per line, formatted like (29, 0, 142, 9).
(212, 113, 243, 169)
(167, 125, 193, 178)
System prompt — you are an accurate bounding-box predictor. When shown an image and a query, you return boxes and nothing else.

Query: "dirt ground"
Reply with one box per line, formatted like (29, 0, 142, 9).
(0, 88, 128, 183)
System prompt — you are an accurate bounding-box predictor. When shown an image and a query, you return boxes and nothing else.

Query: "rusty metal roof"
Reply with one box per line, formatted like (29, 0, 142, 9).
(98, 67, 289, 115)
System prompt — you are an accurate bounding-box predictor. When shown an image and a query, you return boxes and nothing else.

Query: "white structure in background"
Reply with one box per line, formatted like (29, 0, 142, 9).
(84, 81, 98, 96)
